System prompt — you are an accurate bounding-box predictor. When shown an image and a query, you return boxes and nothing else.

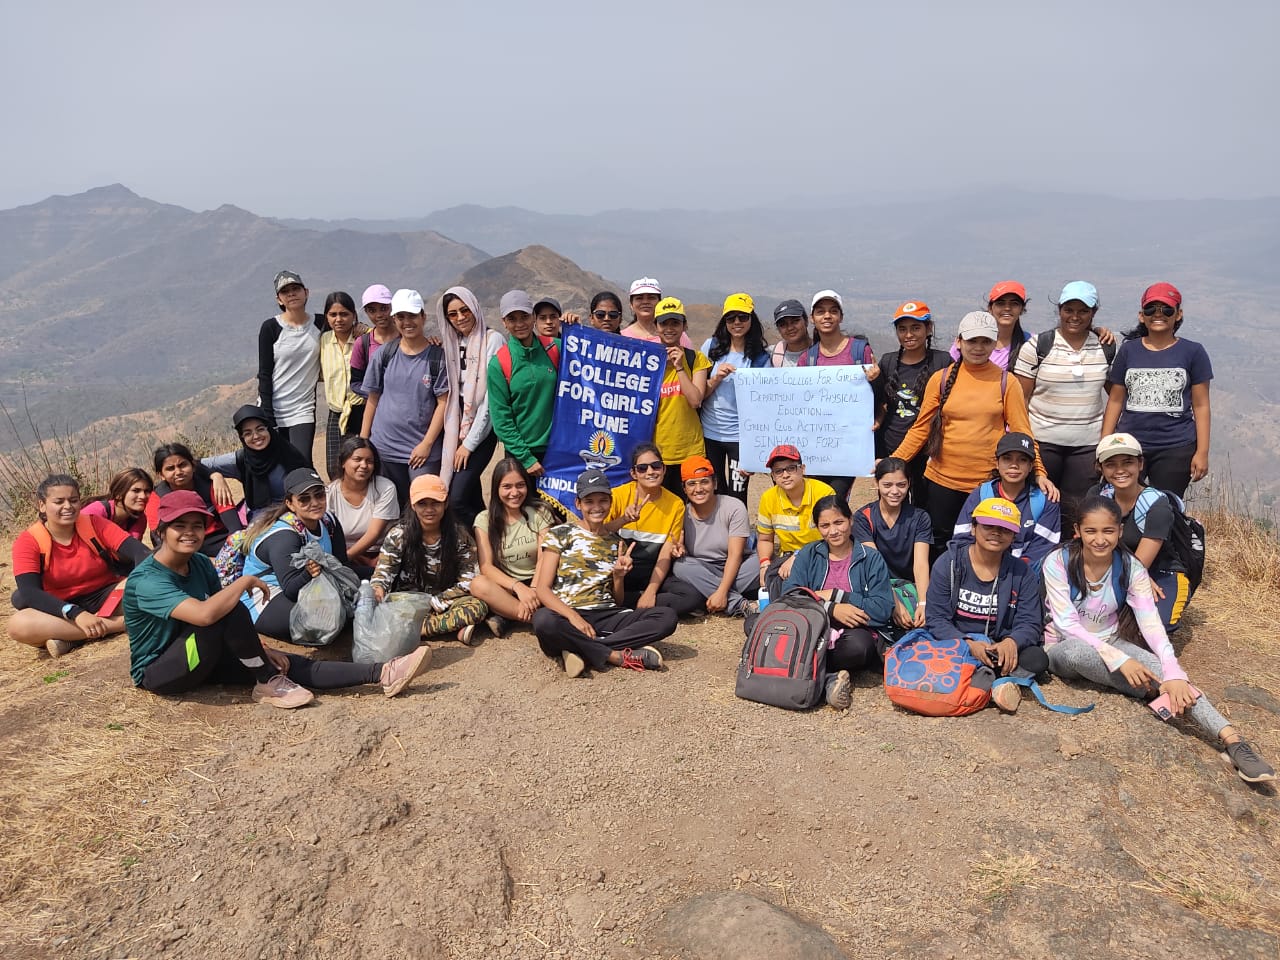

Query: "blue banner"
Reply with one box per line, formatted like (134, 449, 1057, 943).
(538, 326, 665, 512)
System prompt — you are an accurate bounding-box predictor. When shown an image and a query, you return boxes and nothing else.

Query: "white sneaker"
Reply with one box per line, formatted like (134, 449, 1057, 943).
(46, 638, 74, 658)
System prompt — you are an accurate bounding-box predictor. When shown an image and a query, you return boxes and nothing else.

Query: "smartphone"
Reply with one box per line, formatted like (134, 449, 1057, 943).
(1148, 684, 1202, 720)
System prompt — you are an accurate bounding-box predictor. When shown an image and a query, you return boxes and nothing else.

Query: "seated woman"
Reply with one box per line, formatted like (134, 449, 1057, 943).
(1043, 495, 1274, 783)
(670, 455, 759, 616)
(1091, 433, 1195, 632)
(124, 491, 430, 708)
(370, 474, 489, 645)
(147, 442, 243, 555)
(532, 469, 678, 677)
(239, 468, 349, 643)
(9, 474, 151, 658)
(925, 497, 1048, 714)
(82, 468, 153, 541)
(603, 443, 704, 615)
(325, 437, 400, 577)
(470, 458, 558, 637)
(853, 457, 933, 633)
(205, 404, 311, 520)
(951, 432, 1061, 572)
(781, 495, 894, 711)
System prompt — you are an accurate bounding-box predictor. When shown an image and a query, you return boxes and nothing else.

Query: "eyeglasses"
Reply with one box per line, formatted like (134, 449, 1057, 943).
(771, 464, 801, 478)
(240, 426, 270, 439)
(1142, 304, 1177, 318)
(593, 310, 622, 320)
(445, 308, 472, 321)
(633, 461, 665, 473)
(292, 490, 325, 505)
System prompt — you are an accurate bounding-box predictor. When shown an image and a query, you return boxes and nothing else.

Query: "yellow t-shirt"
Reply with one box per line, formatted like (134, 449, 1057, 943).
(655, 349, 712, 463)
(607, 482, 685, 574)
(756, 477, 836, 554)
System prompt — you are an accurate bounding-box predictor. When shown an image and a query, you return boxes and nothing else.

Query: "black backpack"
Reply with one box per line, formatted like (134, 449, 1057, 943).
(736, 589, 831, 710)
(1031, 329, 1116, 370)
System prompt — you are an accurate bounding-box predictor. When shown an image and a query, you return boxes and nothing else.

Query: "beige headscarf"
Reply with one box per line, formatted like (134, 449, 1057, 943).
(437, 286, 489, 489)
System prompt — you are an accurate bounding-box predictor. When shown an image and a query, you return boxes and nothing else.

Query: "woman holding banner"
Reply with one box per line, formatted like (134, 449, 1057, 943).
(486, 289, 561, 478)
(700, 293, 771, 504)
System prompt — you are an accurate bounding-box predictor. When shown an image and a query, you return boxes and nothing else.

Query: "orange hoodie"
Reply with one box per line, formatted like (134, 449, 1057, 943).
(891, 361, 1043, 493)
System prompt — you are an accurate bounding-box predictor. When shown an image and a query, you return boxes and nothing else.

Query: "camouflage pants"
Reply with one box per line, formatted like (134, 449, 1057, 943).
(421, 596, 488, 639)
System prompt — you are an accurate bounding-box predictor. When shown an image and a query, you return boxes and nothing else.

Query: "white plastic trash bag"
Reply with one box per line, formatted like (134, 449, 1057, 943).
(353, 588, 431, 664)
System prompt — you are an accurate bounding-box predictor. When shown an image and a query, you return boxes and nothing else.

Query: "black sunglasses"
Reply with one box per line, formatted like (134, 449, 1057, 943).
(633, 461, 665, 473)
(1142, 304, 1177, 318)
(593, 309, 622, 320)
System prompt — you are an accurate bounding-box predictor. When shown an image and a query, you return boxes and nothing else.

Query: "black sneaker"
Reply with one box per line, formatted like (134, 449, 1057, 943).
(1222, 740, 1277, 783)
(620, 647, 663, 671)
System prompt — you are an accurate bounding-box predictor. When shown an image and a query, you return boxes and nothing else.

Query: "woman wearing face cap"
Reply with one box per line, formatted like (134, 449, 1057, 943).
(203, 404, 312, 520)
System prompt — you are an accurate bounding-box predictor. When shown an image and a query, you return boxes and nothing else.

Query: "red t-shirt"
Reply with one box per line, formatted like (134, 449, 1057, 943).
(11, 515, 131, 599)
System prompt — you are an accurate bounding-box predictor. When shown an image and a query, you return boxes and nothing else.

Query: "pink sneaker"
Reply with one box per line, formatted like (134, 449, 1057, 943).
(251, 674, 314, 709)
(380, 645, 432, 698)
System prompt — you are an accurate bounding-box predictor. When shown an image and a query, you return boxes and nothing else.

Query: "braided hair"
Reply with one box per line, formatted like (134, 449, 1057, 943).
(922, 362, 961, 460)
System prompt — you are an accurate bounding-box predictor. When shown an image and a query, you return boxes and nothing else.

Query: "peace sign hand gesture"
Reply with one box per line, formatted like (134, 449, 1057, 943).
(622, 489, 649, 524)
(613, 541, 637, 577)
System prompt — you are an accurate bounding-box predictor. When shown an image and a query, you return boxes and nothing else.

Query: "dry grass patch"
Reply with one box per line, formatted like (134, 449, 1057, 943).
(967, 852, 1045, 904)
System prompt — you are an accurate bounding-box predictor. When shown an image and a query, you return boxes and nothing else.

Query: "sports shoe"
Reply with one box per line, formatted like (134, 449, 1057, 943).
(992, 680, 1022, 714)
(1222, 740, 1277, 783)
(739, 600, 759, 617)
(825, 670, 852, 711)
(561, 651, 586, 678)
(251, 674, 314, 709)
(619, 647, 663, 671)
(457, 623, 481, 646)
(486, 614, 510, 639)
(46, 638, 74, 658)
(380, 645, 432, 698)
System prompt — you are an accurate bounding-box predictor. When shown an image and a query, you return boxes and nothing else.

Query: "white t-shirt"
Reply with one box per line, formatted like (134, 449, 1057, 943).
(326, 476, 400, 551)
(272, 318, 323, 427)
(1013, 332, 1110, 446)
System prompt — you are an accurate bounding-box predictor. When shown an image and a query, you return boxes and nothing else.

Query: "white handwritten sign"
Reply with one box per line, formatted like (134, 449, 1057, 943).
(733, 366, 875, 475)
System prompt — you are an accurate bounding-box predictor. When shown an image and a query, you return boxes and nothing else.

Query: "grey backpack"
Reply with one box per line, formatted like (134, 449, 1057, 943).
(736, 588, 831, 710)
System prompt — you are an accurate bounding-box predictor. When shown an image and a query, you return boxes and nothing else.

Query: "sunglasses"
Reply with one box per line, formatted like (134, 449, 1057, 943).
(633, 461, 665, 473)
(1142, 303, 1177, 318)
(725, 313, 751, 323)
(593, 309, 622, 320)
(292, 489, 325, 505)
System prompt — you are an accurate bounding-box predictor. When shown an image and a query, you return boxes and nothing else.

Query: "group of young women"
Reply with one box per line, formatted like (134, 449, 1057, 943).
(9, 271, 1269, 783)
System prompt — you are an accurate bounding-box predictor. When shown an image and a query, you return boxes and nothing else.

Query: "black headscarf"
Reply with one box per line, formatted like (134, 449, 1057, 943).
(231, 404, 311, 510)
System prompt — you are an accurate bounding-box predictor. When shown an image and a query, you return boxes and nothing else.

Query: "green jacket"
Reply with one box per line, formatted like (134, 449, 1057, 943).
(486, 335, 560, 468)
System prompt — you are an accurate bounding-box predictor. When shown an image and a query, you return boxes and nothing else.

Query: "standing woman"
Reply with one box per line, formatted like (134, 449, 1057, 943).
(360, 288, 451, 509)
(1043, 495, 1273, 782)
(770, 300, 813, 367)
(438, 285, 506, 526)
(853, 457, 933, 632)
(350, 284, 396, 397)
(951, 281, 1031, 371)
(82, 468, 153, 541)
(622, 278, 693, 346)
(652, 298, 711, 494)
(875, 300, 951, 503)
(589, 291, 625, 334)
(470, 458, 558, 635)
(325, 437, 400, 576)
(699, 293, 770, 503)
(487, 290, 561, 478)
(9, 474, 151, 657)
(1101, 283, 1211, 498)
(798, 289, 878, 502)
(1013, 281, 1113, 507)
(257, 270, 325, 464)
(890, 311, 1055, 556)
(370, 475, 489, 645)
(319, 291, 368, 479)
(205, 404, 311, 521)
(148, 442, 242, 555)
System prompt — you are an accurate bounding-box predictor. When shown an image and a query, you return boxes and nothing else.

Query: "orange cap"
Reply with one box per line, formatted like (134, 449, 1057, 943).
(987, 281, 1027, 303)
(680, 455, 715, 482)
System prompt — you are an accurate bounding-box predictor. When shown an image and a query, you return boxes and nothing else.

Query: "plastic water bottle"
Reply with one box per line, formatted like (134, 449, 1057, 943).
(757, 587, 770, 612)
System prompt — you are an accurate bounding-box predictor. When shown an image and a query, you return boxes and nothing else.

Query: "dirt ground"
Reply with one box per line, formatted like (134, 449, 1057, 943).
(2, 480, 1278, 959)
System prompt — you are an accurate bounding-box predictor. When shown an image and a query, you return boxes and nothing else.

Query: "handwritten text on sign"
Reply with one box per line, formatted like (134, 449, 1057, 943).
(733, 366, 875, 475)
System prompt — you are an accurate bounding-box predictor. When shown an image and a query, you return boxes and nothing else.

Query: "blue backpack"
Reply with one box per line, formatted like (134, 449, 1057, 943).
(1099, 485, 1206, 596)
(977, 479, 1046, 525)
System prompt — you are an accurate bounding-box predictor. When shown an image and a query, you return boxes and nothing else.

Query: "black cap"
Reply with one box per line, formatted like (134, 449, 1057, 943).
(274, 270, 304, 293)
(773, 299, 807, 324)
(284, 468, 325, 496)
(232, 404, 272, 431)
(575, 468, 612, 498)
(533, 296, 562, 315)
(995, 432, 1036, 459)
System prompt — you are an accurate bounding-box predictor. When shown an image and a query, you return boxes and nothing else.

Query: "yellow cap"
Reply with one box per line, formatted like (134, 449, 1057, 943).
(970, 497, 1021, 533)
(722, 292, 754, 316)
(655, 297, 686, 322)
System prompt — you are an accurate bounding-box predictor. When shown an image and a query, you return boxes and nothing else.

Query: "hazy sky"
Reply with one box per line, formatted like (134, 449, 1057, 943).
(5, 1, 1278, 218)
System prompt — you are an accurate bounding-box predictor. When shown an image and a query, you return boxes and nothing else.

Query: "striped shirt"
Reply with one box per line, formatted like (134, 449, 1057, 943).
(1013, 332, 1110, 446)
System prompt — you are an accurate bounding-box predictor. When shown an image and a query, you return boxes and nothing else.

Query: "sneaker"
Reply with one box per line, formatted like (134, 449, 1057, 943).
(380, 645, 432, 698)
(46, 638, 74, 658)
(824, 670, 852, 711)
(486, 614, 510, 639)
(251, 674, 314, 710)
(1222, 740, 1277, 783)
(457, 623, 481, 646)
(561, 651, 586, 679)
(739, 600, 759, 617)
(992, 680, 1022, 714)
(620, 647, 663, 671)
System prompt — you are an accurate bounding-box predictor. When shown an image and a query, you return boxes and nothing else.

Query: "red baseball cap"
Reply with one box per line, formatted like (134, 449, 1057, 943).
(766, 444, 803, 467)
(987, 281, 1027, 303)
(156, 490, 213, 523)
(1141, 282, 1181, 309)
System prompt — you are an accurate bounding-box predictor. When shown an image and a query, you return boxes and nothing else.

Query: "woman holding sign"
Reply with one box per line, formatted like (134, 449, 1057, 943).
(486, 289, 561, 478)
(653, 298, 712, 496)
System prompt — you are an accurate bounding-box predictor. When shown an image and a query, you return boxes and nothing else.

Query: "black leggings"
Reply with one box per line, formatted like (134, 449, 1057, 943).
(448, 430, 499, 529)
(621, 570, 706, 616)
(1038, 441, 1098, 507)
(921, 479, 970, 559)
(703, 437, 749, 504)
(279, 423, 316, 470)
(533, 606, 678, 671)
(253, 593, 297, 643)
(1141, 442, 1197, 499)
(827, 627, 881, 676)
(140, 604, 378, 695)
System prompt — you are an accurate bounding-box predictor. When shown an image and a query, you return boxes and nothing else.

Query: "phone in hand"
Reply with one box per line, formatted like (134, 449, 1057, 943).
(1148, 683, 1202, 720)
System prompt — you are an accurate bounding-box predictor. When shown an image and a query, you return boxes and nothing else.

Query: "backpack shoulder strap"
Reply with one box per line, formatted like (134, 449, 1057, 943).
(860, 505, 873, 534)
(497, 343, 514, 382)
(25, 521, 53, 573)
(1100, 337, 1117, 365)
(992, 675, 1095, 714)
(805, 343, 821, 366)
(543, 337, 561, 367)
(1133, 487, 1164, 533)
(375, 336, 400, 379)
(771, 341, 786, 366)
(1111, 551, 1129, 606)
(683, 347, 697, 371)
(1034, 329, 1055, 364)
(851, 335, 869, 364)
(979, 479, 997, 501)
(1028, 487, 1047, 523)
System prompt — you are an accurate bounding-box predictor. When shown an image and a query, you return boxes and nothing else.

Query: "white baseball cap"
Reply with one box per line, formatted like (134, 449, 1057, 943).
(957, 311, 999, 341)
(811, 289, 843, 311)
(629, 277, 661, 298)
(390, 289, 425, 315)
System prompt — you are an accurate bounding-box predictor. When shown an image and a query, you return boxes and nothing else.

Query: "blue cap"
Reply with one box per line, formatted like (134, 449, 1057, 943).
(1058, 281, 1098, 308)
